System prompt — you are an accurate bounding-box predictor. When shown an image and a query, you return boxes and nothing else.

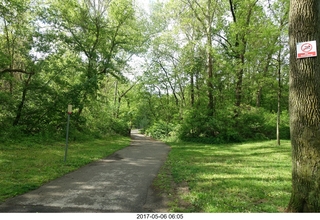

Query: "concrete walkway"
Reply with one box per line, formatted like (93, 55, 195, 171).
(0, 130, 171, 213)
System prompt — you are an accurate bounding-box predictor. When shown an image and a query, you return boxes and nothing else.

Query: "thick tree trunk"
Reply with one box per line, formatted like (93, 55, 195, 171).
(287, 0, 320, 212)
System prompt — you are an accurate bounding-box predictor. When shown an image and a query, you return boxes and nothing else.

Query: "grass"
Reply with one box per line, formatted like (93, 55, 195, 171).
(153, 139, 292, 213)
(0, 135, 130, 203)
(0, 133, 292, 212)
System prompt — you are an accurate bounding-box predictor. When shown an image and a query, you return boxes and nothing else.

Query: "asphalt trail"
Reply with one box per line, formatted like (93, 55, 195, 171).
(0, 130, 171, 213)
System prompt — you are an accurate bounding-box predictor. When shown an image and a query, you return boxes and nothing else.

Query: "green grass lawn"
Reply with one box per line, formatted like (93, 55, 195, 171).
(1, 134, 292, 213)
(0, 135, 130, 203)
(154, 140, 292, 213)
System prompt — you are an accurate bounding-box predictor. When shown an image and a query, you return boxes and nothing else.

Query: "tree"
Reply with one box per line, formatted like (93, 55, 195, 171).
(41, 0, 145, 115)
(182, 0, 221, 117)
(136, 0, 291, 141)
(0, 0, 38, 127)
(0, 0, 150, 137)
(264, 0, 289, 145)
(229, 0, 257, 109)
(287, 0, 320, 212)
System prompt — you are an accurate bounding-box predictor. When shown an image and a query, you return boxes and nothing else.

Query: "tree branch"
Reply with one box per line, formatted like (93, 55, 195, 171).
(229, 0, 237, 23)
(0, 68, 34, 75)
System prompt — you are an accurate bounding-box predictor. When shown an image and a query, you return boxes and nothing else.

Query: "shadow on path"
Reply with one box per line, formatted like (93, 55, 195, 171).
(0, 130, 171, 213)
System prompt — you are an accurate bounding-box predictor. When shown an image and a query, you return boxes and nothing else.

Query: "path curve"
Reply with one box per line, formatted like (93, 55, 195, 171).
(0, 130, 171, 213)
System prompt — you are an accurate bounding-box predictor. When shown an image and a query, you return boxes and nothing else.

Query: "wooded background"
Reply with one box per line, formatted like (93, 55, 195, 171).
(0, 0, 290, 143)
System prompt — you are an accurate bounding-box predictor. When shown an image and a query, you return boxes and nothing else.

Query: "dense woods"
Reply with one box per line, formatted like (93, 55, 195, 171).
(0, 0, 147, 139)
(4, 0, 320, 213)
(0, 0, 289, 142)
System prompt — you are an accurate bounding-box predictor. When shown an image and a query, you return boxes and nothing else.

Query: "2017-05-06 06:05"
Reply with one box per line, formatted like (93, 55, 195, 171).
(136, 214, 184, 219)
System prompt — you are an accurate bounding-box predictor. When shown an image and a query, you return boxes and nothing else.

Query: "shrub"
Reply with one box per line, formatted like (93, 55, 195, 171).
(263, 110, 290, 140)
(110, 118, 131, 136)
(145, 120, 175, 139)
(173, 106, 290, 143)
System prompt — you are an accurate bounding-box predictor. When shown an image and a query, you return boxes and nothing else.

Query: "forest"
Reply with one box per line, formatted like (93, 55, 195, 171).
(0, 0, 289, 143)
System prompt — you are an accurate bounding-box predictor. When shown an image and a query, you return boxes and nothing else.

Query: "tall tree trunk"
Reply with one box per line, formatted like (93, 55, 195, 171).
(191, 72, 195, 107)
(4, 18, 15, 94)
(256, 86, 262, 107)
(277, 49, 282, 146)
(13, 74, 33, 126)
(185, 0, 216, 116)
(229, 0, 251, 113)
(256, 51, 274, 108)
(235, 53, 244, 108)
(287, 0, 320, 212)
(114, 80, 118, 118)
(207, 34, 215, 117)
(206, 0, 215, 117)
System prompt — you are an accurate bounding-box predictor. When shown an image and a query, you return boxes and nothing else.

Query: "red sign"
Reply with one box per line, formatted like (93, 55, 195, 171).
(297, 41, 317, 58)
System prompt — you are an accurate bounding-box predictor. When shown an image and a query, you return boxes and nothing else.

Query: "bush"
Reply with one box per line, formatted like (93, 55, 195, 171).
(110, 118, 131, 136)
(173, 106, 290, 144)
(235, 107, 267, 140)
(145, 120, 175, 139)
(0, 125, 28, 144)
(263, 110, 290, 140)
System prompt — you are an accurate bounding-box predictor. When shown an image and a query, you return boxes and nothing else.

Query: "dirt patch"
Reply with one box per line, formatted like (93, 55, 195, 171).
(143, 185, 171, 212)
(174, 181, 194, 210)
(146, 164, 196, 213)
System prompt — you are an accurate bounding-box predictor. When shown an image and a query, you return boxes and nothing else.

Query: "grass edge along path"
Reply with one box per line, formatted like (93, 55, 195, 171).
(153, 140, 292, 213)
(0, 135, 131, 203)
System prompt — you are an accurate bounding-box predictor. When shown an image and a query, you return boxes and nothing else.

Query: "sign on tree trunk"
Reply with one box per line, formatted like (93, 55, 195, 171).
(288, 0, 320, 212)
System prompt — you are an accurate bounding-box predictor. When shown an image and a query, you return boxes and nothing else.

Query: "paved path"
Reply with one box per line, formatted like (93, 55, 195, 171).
(0, 130, 171, 213)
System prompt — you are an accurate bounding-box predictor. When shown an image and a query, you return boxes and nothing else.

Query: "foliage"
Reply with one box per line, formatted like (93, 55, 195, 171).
(0, 0, 290, 143)
(161, 107, 290, 144)
(134, 0, 290, 145)
(0, 0, 294, 212)
(0, 0, 147, 138)
(145, 120, 175, 139)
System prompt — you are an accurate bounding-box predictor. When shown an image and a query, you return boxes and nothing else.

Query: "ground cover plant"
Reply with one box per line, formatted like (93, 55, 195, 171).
(154, 140, 292, 212)
(0, 135, 130, 203)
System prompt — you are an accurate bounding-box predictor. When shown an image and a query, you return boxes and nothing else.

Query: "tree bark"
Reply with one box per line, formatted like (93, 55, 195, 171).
(207, 31, 215, 117)
(277, 49, 281, 146)
(13, 73, 33, 126)
(191, 71, 195, 107)
(287, 0, 320, 212)
(205, 0, 215, 117)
